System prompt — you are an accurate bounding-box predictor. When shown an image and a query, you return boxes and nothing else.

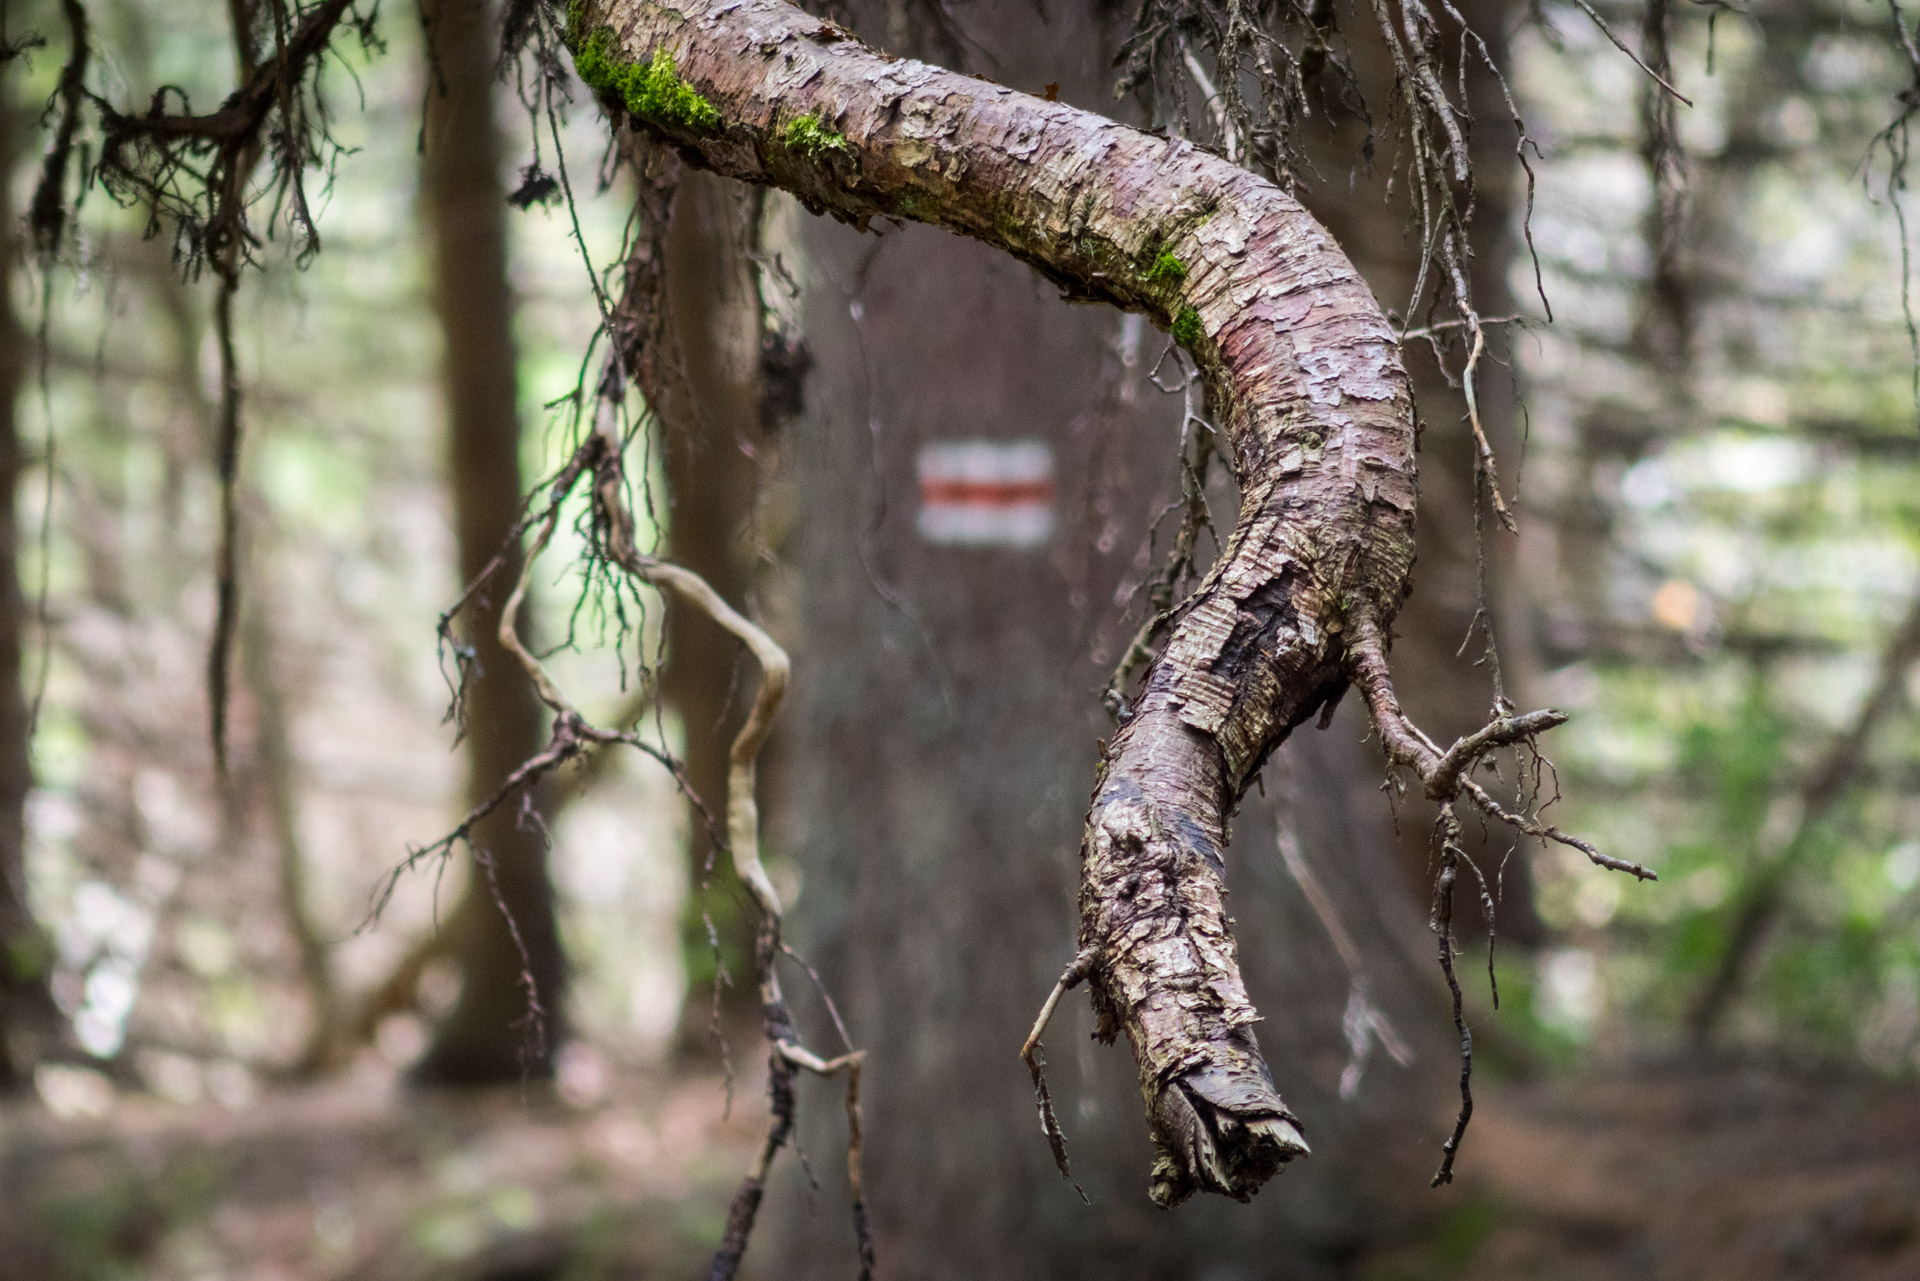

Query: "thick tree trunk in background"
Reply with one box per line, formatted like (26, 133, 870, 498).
(413, 0, 565, 1083)
(0, 70, 59, 1091)
(747, 4, 1449, 1274)
(656, 168, 765, 1032)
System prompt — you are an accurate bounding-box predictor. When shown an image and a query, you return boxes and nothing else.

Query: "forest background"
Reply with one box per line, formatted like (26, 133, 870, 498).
(0, 0, 1917, 1278)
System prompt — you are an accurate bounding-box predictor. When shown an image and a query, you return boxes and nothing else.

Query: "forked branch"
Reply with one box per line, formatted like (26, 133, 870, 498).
(566, 0, 1647, 1206)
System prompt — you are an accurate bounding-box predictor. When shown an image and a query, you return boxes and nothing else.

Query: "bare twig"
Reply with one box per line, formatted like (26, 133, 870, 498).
(1345, 610, 1653, 1177)
(1564, 0, 1695, 106)
(1019, 948, 1095, 1200)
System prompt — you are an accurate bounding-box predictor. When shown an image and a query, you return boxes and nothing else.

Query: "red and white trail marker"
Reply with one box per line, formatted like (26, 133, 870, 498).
(915, 439, 1056, 549)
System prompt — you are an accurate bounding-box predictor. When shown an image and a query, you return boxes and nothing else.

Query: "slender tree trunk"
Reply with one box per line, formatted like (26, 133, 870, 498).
(413, 0, 565, 1083)
(656, 168, 766, 1033)
(0, 56, 59, 1092)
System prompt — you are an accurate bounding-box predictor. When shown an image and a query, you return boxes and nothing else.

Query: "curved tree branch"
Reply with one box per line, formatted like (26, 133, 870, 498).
(569, 0, 1625, 1203)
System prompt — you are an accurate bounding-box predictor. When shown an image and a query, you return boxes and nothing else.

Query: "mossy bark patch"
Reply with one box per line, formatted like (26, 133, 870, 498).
(782, 114, 852, 162)
(1171, 305, 1203, 348)
(1147, 249, 1189, 286)
(573, 30, 720, 134)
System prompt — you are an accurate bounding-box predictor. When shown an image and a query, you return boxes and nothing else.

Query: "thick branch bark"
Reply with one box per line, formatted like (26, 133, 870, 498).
(576, 0, 1417, 1202)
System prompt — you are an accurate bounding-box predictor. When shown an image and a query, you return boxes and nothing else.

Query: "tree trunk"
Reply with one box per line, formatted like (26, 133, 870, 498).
(568, 0, 1588, 1250)
(656, 168, 767, 1034)
(0, 55, 60, 1091)
(413, 0, 565, 1084)
(576, 2, 1450, 1273)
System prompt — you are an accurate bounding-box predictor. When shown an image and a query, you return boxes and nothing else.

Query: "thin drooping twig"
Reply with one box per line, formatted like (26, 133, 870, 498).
(1687, 585, 1920, 1043)
(1564, 0, 1695, 107)
(1346, 612, 1652, 1173)
(1429, 811, 1472, 1187)
(207, 271, 246, 773)
(1462, 326, 1517, 534)
(1104, 413, 1216, 717)
(1019, 948, 1095, 1201)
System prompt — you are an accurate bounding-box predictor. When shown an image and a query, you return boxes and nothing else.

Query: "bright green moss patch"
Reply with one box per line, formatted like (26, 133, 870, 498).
(783, 114, 852, 162)
(574, 29, 720, 135)
(1172, 305, 1204, 348)
(1147, 250, 1189, 286)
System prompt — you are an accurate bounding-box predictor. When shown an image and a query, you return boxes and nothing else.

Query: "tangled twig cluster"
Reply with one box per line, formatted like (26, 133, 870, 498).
(1347, 615, 1654, 1183)
(389, 412, 874, 1279)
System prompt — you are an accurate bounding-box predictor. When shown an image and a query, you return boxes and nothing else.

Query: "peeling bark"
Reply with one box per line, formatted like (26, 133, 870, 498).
(575, 0, 1417, 1201)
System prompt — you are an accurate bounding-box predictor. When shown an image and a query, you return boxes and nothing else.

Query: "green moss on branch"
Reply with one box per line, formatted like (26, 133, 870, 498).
(1172, 305, 1204, 349)
(1147, 249, 1188, 286)
(782, 113, 852, 162)
(573, 29, 720, 134)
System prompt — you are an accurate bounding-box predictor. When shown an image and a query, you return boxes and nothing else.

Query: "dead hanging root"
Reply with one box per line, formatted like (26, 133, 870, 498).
(25, 0, 380, 767)
(1428, 808, 1471, 1187)
(1347, 613, 1654, 1182)
(206, 266, 246, 774)
(376, 406, 874, 1280)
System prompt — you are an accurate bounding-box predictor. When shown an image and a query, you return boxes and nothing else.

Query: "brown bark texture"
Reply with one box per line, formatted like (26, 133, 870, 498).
(576, 0, 1419, 1203)
(414, 0, 566, 1083)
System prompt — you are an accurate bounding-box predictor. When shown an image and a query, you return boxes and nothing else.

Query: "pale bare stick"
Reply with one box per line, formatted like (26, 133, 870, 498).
(1020, 949, 1095, 1198)
(1462, 323, 1517, 534)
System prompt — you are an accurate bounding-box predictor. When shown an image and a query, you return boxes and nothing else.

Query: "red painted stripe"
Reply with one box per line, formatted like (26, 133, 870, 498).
(919, 479, 1056, 506)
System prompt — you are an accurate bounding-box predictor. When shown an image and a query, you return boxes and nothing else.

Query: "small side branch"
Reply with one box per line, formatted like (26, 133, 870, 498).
(1019, 949, 1094, 1200)
(1346, 612, 1655, 1182)
(1349, 614, 1656, 883)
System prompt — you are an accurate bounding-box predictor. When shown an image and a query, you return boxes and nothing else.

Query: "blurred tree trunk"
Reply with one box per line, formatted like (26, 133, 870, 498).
(240, 594, 340, 1075)
(412, 0, 565, 1084)
(0, 58, 59, 1091)
(757, 4, 1467, 1276)
(656, 169, 765, 1035)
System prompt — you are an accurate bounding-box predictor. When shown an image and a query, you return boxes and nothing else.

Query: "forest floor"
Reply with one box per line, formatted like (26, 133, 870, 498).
(1366, 1061, 1920, 1281)
(0, 1054, 1914, 1280)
